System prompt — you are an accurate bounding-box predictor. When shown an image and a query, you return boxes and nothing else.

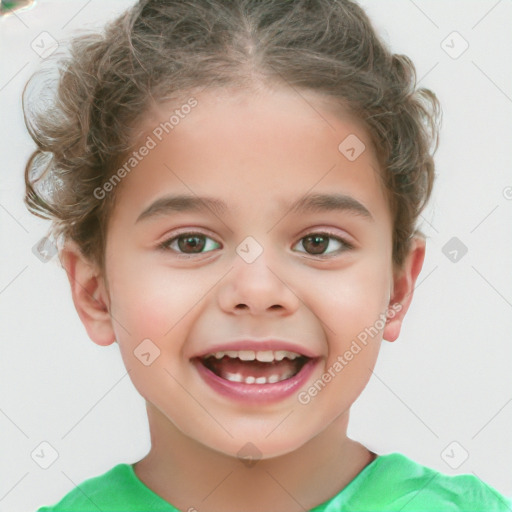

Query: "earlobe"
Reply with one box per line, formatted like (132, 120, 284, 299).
(383, 236, 426, 342)
(59, 240, 116, 346)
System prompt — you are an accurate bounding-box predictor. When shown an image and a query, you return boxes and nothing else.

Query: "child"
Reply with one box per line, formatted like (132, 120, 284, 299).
(23, 0, 511, 510)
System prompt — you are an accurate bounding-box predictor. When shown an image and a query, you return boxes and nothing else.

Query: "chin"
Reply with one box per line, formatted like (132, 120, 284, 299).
(199, 429, 315, 463)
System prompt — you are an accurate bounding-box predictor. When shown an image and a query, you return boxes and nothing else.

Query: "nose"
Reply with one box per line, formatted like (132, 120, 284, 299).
(217, 245, 301, 316)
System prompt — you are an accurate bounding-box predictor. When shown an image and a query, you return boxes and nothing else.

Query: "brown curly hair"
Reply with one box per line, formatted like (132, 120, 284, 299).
(23, 0, 441, 271)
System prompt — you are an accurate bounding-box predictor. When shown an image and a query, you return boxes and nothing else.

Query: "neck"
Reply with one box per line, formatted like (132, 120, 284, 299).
(133, 402, 375, 512)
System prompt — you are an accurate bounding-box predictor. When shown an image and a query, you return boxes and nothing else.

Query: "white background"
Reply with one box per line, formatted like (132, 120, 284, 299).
(1, 1, 511, 510)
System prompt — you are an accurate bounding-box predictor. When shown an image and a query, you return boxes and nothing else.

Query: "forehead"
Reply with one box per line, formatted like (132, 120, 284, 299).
(110, 87, 389, 225)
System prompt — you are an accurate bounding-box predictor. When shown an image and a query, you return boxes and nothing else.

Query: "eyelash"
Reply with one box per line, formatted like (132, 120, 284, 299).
(158, 230, 354, 259)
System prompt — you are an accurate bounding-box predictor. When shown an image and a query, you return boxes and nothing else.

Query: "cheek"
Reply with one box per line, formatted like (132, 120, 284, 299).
(323, 258, 391, 329)
(328, 260, 391, 381)
(106, 253, 207, 342)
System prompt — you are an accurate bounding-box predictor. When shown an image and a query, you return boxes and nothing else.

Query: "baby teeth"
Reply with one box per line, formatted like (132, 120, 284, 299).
(274, 350, 287, 361)
(238, 350, 255, 361)
(224, 372, 243, 382)
(223, 372, 294, 384)
(255, 350, 274, 362)
(207, 349, 301, 362)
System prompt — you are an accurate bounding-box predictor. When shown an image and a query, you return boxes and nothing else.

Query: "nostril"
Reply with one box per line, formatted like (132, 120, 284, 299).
(234, 304, 283, 311)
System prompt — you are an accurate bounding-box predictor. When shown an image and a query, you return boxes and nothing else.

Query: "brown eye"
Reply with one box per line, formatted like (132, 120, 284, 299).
(293, 233, 349, 257)
(161, 233, 221, 254)
(302, 234, 329, 254)
(178, 235, 205, 253)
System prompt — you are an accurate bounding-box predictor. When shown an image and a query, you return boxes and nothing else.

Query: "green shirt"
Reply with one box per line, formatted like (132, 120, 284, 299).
(36, 452, 511, 511)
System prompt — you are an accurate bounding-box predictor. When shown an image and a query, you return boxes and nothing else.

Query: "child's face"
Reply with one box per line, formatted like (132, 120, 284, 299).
(69, 87, 422, 459)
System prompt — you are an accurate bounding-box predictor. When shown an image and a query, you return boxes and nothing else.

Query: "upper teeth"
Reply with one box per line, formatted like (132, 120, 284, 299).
(205, 350, 301, 362)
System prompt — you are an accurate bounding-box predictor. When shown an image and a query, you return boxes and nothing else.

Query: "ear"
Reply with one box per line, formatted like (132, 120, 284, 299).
(59, 240, 116, 346)
(383, 236, 426, 342)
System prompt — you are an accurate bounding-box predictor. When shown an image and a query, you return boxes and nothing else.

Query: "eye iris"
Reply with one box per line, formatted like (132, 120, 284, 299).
(303, 235, 328, 254)
(178, 235, 205, 253)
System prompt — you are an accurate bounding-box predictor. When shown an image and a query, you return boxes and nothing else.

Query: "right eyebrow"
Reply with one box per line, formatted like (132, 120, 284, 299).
(136, 194, 227, 223)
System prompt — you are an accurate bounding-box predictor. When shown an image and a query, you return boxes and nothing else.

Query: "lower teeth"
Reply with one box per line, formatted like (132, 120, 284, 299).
(224, 371, 294, 384)
(200, 355, 308, 384)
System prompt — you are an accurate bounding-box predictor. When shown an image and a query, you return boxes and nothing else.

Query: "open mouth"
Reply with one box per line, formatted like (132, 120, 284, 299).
(197, 350, 310, 384)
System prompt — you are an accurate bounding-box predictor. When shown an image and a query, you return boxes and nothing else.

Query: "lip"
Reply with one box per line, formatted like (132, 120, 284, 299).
(193, 339, 319, 359)
(193, 356, 320, 404)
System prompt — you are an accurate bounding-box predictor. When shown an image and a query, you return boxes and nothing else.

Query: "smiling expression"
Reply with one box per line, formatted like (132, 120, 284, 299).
(95, 86, 399, 458)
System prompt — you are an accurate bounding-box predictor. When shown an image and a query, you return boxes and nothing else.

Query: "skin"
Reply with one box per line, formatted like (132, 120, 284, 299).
(61, 85, 425, 512)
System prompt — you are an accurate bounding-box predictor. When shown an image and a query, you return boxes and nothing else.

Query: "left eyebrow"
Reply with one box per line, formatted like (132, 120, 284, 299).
(286, 193, 373, 221)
